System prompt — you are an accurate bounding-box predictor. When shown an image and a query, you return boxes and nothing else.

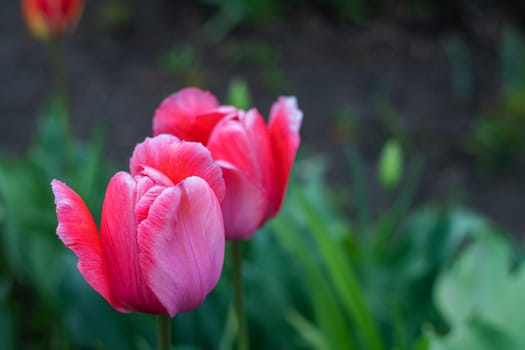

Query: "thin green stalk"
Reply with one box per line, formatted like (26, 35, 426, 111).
(346, 146, 371, 236)
(232, 241, 249, 350)
(49, 39, 70, 128)
(47, 38, 74, 172)
(49, 39, 67, 105)
(157, 314, 171, 350)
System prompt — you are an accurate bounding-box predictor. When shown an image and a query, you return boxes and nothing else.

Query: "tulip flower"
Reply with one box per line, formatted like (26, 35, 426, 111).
(52, 135, 225, 316)
(22, 0, 84, 40)
(153, 87, 303, 240)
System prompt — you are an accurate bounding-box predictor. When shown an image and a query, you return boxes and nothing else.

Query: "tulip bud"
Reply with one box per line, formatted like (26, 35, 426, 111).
(22, 0, 84, 40)
(227, 78, 252, 110)
(378, 139, 403, 189)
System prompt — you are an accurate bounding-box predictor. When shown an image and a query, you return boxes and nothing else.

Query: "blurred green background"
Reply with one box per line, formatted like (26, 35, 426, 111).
(1, 0, 525, 349)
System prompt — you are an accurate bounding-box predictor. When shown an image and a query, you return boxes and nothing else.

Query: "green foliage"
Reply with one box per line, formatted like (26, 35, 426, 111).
(429, 231, 525, 350)
(0, 99, 107, 290)
(274, 153, 410, 348)
(0, 276, 13, 350)
(501, 26, 525, 95)
(201, 0, 283, 42)
(0, 97, 122, 349)
(270, 145, 520, 349)
(200, 0, 376, 42)
(465, 26, 525, 168)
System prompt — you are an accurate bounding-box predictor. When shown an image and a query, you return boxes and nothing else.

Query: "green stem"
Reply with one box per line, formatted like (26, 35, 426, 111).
(48, 38, 74, 171)
(49, 39, 70, 128)
(232, 241, 249, 350)
(50, 39, 67, 103)
(157, 314, 171, 350)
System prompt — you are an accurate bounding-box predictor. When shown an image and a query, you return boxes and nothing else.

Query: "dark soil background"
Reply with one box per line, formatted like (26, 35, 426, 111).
(2, 1, 525, 234)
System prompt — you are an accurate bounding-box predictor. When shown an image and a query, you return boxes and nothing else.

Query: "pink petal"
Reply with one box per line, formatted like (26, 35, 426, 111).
(267, 96, 302, 216)
(100, 172, 165, 314)
(153, 87, 223, 143)
(135, 183, 165, 226)
(219, 165, 268, 240)
(133, 171, 175, 225)
(137, 176, 225, 317)
(182, 109, 233, 144)
(51, 179, 126, 312)
(207, 109, 278, 211)
(137, 166, 174, 188)
(129, 135, 225, 202)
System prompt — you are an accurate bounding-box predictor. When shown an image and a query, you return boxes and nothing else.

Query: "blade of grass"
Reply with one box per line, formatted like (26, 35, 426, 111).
(346, 146, 371, 236)
(287, 310, 331, 350)
(219, 304, 236, 350)
(273, 217, 357, 350)
(295, 189, 385, 350)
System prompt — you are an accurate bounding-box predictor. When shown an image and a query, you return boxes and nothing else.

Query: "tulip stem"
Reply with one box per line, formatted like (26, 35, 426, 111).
(49, 38, 73, 145)
(49, 39, 68, 110)
(157, 314, 171, 350)
(232, 241, 249, 350)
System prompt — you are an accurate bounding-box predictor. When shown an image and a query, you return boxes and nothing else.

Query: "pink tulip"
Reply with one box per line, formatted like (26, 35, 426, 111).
(52, 135, 225, 316)
(153, 87, 302, 240)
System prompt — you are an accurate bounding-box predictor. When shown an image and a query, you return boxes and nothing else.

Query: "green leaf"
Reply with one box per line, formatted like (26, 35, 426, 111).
(287, 310, 331, 350)
(430, 232, 525, 349)
(294, 188, 384, 350)
(273, 216, 356, 350)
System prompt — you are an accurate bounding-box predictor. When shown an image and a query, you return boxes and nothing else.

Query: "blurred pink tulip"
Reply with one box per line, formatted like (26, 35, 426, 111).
(22, 0, 83, 40)
(52, 135, 225, 316)
(153, 87, 302, 240)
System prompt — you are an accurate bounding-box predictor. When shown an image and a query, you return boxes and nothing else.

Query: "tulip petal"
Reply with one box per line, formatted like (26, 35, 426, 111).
(100, 172, 165, 314)
(268, 96, 302, 215)
(130, 135, 225, 202)
(135, 183, 165, 226)
(153, 87, 222, 143)
(137, 176, 225, 317)
(208, 110, 270, 178)
(51, 179, 125, 312)
(207, 109, 279, 228)
(219, 165, 268, 240)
